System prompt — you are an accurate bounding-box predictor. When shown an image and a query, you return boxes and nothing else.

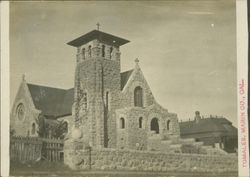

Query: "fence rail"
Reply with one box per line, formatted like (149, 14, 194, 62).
(10, 136, 64, 162)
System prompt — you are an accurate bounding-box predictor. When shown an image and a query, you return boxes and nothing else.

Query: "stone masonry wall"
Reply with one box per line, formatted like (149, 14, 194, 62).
(115, 104, 180, 150)
(10, 81, 40, 137)
(64, 145, 237, 173)
(120, 66, 155, 108)
(101, 58, 122, 148)
(76, 55, 122, 148)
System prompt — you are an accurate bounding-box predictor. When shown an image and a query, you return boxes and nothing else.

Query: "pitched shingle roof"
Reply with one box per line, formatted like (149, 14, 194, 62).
(179, 117, 237, 136)
(120, 69, 133, 90)
(27, 84, 74, 118)
(67, 30, 130, 47)
(26, 69, 133, 118)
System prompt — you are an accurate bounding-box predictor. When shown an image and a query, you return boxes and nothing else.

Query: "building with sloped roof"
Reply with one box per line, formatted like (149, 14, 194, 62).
(10, 29, 236, 155)
(179, 111, 237, 153)
(10, 67, 137, 139)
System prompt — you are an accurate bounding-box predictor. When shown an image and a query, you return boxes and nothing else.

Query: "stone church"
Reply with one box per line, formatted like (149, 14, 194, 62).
(10, 29, 236, 157)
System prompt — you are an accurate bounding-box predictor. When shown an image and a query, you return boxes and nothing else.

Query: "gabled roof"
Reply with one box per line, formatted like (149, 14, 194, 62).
(179, 117, 237, 136)
(120, 69, 134, 90)
(27, 83, 74, 118)
(26, 69, 133, 118)
(67, 30, 130, 47)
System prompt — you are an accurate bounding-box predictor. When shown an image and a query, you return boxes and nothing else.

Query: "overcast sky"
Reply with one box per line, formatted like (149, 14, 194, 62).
(10, 1, 237, 126)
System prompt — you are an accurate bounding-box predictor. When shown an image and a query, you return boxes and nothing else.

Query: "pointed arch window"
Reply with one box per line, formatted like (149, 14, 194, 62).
(134, 86, 143, 107)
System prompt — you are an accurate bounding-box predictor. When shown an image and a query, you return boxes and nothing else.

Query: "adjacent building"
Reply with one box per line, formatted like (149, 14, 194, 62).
(179, 111, 238, 153)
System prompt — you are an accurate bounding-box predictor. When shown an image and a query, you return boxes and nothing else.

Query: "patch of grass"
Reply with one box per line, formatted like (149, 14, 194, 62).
(10, 161, 238, 177)
(10, 160, 71, 175)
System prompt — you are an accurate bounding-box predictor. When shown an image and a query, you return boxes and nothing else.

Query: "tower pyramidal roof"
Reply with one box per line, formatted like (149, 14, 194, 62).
(67, 30, 130, 47)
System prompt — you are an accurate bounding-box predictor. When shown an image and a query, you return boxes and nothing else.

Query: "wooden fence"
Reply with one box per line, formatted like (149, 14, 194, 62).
(10, 136, 64, 162)
(41, 138, 64, 162)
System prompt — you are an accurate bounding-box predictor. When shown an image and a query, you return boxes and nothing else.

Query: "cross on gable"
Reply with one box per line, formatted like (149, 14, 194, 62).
(96, 23, 100, 31)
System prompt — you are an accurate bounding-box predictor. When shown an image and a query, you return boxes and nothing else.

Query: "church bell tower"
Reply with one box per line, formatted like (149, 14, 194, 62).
(67, 29, 129, 148)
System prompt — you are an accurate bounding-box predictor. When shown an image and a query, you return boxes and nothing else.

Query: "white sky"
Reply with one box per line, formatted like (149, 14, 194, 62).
(10, 1, 237, 126)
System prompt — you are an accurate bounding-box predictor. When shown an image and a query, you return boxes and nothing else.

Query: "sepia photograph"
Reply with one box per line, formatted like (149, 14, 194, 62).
(8, 1, 240, 177)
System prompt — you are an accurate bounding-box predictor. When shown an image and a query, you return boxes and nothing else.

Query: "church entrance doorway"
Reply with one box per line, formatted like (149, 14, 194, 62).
(150, 118, 159, 134)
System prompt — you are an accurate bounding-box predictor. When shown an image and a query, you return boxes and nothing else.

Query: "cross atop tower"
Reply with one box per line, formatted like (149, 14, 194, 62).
(22, 73, 26, 82)
(96, 23, 100, 31)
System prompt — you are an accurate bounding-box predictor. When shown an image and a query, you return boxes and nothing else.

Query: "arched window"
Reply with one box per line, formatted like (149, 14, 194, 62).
(88, 45, 92, 57)
(102, 45, 105, 57)
(31, 123, 36, 135)
(16, 103, 25, 121)
(167, 120, 171, 131)
(134, 86, 143, 107)
(110, 47, 113, 59)
(139, 117, 143, 128)
(82, 48, 85, 60)
(150, 118, 159, 134)
(120, 117, 125, 129)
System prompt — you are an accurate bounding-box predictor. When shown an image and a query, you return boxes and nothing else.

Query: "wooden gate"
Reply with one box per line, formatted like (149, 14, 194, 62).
(41, 138, 64, 161)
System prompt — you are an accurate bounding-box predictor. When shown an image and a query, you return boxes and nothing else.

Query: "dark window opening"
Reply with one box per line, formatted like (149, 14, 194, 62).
(167, 120, 171, 131)
(82, 48, 85, 59)
(60, 152, 64, 161)
(31, 123, 36, 135)
(120, 117, 125, 129)
(139, 117, 143, 128)
(110, 47, 113, 59)
(150, 118, 159, 134)
(102, 45, 105, 57)
(88, 45, 92, 57)
(134, 86, 143, 107)
(105, 91, 109, 108)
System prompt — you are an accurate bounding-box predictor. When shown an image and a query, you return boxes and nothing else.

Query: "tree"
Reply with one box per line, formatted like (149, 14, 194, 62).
(35, 114, 46, 137)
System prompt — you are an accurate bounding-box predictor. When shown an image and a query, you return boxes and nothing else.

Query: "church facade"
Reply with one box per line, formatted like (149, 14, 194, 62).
(66, 29, 180, 150)
(10, 30, 238, 172)
(10, 29, 236, 152)
(10, 30, 180, 150)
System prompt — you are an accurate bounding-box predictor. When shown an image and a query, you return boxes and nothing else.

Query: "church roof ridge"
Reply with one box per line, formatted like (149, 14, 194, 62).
(25, 69, 135, 117)
(26, 83, 74, 117)
(26, 82, 71, 91)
